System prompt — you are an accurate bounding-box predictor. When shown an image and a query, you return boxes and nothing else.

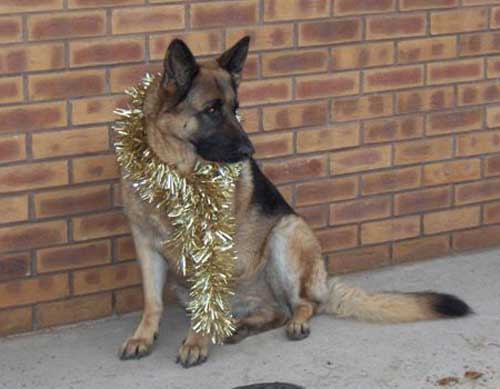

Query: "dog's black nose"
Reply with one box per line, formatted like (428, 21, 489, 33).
(238, 143, 255, 157)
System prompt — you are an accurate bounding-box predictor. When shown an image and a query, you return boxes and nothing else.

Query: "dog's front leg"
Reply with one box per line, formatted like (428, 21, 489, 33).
(176, 326, 210, 368)
(120, 225, 167, 360)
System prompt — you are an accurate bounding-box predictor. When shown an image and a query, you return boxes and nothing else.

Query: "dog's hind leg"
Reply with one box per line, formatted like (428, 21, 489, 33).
(120, 225, 167, 360)
(267, 216, 329, 341)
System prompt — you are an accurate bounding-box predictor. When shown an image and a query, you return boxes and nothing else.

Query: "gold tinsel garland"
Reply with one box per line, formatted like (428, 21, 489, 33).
(113, 74, 241, 343)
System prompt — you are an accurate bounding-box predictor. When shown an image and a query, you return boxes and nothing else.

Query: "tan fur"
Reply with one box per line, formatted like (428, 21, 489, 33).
(118, 42, 467, 367)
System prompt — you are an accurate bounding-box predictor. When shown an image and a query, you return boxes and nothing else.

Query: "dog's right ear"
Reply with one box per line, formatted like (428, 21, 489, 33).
(163, 39, 199, 104)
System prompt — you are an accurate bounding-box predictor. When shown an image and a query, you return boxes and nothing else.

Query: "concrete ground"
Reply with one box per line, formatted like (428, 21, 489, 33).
(1, 249, 500, 389)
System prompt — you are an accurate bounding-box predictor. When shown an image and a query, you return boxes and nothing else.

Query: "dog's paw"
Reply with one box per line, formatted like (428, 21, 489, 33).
(176, 340, 208, 368)
(286, 321, 310, 341)
(119, 336, 156, 360)
(224, 326, 250, 345)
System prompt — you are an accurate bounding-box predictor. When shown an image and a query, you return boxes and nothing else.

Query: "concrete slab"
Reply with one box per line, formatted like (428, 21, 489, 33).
(1, 249, 500, 389)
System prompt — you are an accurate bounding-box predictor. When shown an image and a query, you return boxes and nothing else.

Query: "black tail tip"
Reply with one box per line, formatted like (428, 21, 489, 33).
(431, 293, 472, 318)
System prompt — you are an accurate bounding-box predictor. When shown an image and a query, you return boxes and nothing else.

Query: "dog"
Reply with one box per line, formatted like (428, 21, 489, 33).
(118, 36, 471, 368)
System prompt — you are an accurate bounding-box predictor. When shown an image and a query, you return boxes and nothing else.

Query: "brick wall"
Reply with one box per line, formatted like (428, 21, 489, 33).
(1, 0, 500, 337)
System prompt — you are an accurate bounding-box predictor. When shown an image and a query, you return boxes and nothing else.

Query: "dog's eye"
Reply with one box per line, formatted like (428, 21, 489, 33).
(207, 106, 217, 114)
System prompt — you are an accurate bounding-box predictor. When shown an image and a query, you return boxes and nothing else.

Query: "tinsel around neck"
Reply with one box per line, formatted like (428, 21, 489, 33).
(113, 73, 241, 343)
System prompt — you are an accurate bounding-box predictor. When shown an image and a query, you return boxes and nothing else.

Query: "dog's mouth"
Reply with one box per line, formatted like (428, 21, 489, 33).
(192, 139, 255, 163)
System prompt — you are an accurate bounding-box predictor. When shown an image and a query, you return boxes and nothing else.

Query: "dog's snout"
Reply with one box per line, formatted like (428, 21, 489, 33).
(238, 143, 255, 158)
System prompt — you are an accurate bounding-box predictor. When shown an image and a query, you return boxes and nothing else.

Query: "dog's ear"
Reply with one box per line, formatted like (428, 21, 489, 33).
(163, 39, 199, 103)
(217, 36, 250, 86)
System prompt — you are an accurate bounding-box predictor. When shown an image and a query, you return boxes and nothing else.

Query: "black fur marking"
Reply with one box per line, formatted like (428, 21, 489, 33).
(430, 293, 472, 317)
(250, 159, 294, 216)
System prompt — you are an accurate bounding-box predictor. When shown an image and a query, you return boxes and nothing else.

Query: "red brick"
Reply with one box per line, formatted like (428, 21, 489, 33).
(428, 59, 484, 85)
(327, 245, 390, 274)
(110, 64, 162, 93)
(73, 262, 141, 295)
(333, 94, 393, 121)
(423, 159, 481, 186)
(296, 72, 360, 99)
(398, 37, 457, 64)
(0, 0, 63, 14)
(251, 132, 294, 159)
(0, 43, 65, 75)
(114, 286, 143, 314)
(361, 216, 420, 244)
(457, 130, 500, 157)
(73, 211, 129, 241)
(262, 155, 327, 184)
(487, 56, 500, 78)
(37, 240, 111, 273)
(0, 274, 68, 309)
(332, 42, 394, 70)
(0, 221, 67, 253)
(0, 103, 67, 133)
(367, 14, 426, 39)
(0, 16, 22, 44)
(394, 187, 452, 215)
(150, 31, 223, 61)
(68, 0, 143, 7)
(483, 200, 500, 224)
(116, 236, 136, 262)
(397, 86, 455, 113)
(334, 0, 395, 15)
(0, 252, 30, 281)
(70, 37, 145, 67)
(239, 79, 291, 106)
(0, 307, 32, 336)
(364, 115, 424, 144)
(0, 195, 29, 224)
(296, 124, 360, 153)
(424, 206, 480, 234)
(295, 177, 358, 207)
(297, 205, 329, 228)
(112, 5, 184, 34)
(34, 185, 111, 218)
(29, 70, 106, 101)
(264, 0, 330, 21)
(493, 6, 500, 28)
(316, 226, 358, 253)
(299, 19, 362, 46)
(400, 0, 458, 10)
(192, 0, 258, 28)
(0, 161, 68, 193)
(331, 145, 391, 174)
(72, 154, 120, 183)
(455, 177, 500, 205)
(364, 65, 423, 92)
(487, 105, 500, 128)
(458, 80, 500, 106)
(485, 154, 500, 177)
(226, 25, 294, 51)
(427, 109, 483, 135)
(393, 235, 450, 263)
(431, 8, 488, 34)
(262, 49, 328, 76)
(453, 224, 500, 252)
(28, 10, 105, 40)
(330, 196, 391, 225)
(362, 167, 421, 195)
(394, 137, 452, 165)
(460, 32, 500, 56)
(0, 134, 26, 164)
(32, 126, 109, 159)
(37, 293, 112, 328)
(71, 95, 127, 125)
(262, 101, 327, 131)
(0, 77, 23, 104)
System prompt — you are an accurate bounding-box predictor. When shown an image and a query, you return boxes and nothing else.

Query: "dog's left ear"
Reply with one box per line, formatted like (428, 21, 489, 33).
(217, 36, 250, 86)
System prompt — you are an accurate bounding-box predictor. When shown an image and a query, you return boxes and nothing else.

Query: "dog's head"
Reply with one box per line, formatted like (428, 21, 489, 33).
(144, 36, 254, 164)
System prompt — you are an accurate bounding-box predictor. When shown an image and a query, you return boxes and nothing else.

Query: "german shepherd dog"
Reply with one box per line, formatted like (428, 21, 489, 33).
(118, 37, 471, 368)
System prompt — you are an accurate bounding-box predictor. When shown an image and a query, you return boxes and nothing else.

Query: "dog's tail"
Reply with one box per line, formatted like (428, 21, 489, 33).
(319, 278, 471, 323)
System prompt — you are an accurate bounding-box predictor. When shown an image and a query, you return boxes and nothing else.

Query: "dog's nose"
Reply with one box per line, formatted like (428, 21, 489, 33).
(238, 143, 255, 157)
